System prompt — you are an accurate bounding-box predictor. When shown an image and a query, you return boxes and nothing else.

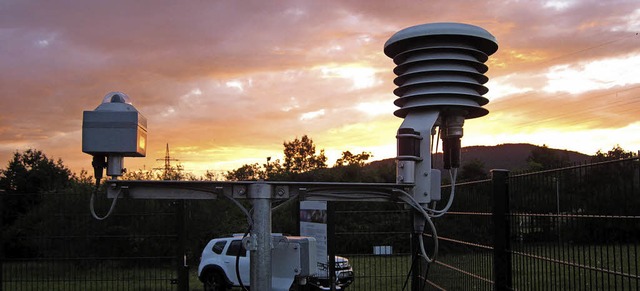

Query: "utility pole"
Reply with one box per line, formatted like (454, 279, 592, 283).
(154, 144, 188, 291)
(155, 143, 180, 180)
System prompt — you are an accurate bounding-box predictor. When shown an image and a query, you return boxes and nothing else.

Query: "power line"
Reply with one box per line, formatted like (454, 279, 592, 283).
(154, 143, 180, 178)
(485, 32, 640, 131)
(536, 32, 639, 66)
(498, 86, 640, 130)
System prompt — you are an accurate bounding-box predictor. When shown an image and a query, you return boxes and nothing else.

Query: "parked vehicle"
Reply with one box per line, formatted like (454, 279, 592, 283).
(198, 234, 354, 291)
(307, 256, 354, 290)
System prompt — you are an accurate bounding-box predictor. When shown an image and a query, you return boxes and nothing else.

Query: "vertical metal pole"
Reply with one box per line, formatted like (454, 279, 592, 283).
(555, 178, 560, 215)
(0, 190, 4, 291)
(411, 213, 427, 291)
(492, 169, 512, 291)
(250, 182, 273, 291)
(398, 113, 437, 291)
(556, 177, 561, 244)
(295, 201, 301, 236)
(175, 200, 189, 291)
(327, 202, 337, 291)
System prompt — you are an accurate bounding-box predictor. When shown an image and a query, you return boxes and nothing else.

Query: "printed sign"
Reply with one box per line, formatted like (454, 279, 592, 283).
(299, 201, 328, 277)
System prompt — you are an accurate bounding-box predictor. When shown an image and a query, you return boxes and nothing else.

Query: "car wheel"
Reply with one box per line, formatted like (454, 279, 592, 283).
(203, 272, 227, 291)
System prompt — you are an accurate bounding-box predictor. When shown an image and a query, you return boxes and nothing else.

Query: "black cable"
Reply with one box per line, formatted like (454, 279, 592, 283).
(236, 225, 251, 291)
(89, 155, 122, 220)
(421, 261, 431, 291)
(91, 155, 105, 192)
(401, 253, 421, 291)
(92, 155, 106, 183)
(420, 217, 436, 291)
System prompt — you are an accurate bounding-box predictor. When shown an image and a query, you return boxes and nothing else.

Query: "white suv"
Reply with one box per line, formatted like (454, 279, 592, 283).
(308, 256, 355, 291)
(198, 234, 354, 291)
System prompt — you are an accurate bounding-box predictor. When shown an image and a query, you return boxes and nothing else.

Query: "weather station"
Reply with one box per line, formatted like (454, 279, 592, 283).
(82, 22, 498, 291)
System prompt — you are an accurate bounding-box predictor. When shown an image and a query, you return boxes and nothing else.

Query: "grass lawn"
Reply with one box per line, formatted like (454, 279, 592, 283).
(426, 243, 639, 291)
(3, 245, 638, 291)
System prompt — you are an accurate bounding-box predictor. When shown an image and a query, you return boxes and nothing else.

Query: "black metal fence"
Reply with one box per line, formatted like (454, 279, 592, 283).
(333, 202, 413, 291)
(2, 157, 638, 290)
(1, 188, 182, 291)
(426, 157, 640, 290)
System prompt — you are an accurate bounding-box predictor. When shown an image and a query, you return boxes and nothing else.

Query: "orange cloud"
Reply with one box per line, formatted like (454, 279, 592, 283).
(1, 0, 639, 176)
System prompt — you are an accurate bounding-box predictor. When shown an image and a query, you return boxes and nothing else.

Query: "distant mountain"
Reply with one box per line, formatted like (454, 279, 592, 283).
(437, 143, 590, 172)
(369, 143, 591, 173)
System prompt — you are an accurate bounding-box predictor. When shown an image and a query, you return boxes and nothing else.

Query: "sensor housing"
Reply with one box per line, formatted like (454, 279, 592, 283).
(82, 92, 147, 157)
(385, 22, 498, 204)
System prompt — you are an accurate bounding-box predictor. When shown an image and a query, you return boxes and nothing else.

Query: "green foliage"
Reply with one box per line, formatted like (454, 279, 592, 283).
(282, 135, 327, 174)
(457, 158, 488, 182)
(509, 145, 639, 244)
(347, 255, 412, 290)
(0, 149, 73, 231)
(224, 163, 263, 181)
(3, 261, 178, 291)
(334, 202, 411, 254)
(592, 145, 635, 162)
(157, 163, 187, 180)
(335, 151, 372, 167)
(203, 170, 224, 181)
(122, 168, 156, 180)
(0, 149, 72, 193)
(226, 135, 331, 181)
(225, 136, 388, 183)
(122, 163, 197, 181)
(526, 144, 570, 171)
(0, 149, 87, 258)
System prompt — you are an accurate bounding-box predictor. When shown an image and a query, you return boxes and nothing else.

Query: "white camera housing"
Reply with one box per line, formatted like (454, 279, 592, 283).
(82, 92, 147, 157)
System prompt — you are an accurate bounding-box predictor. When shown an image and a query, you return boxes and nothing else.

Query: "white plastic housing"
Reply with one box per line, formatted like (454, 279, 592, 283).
(385, 23, 498, 204)
(82, 92, 147, 157)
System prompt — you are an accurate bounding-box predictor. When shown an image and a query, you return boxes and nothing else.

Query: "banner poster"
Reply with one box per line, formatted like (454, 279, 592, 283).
(299, 200, 328, 277)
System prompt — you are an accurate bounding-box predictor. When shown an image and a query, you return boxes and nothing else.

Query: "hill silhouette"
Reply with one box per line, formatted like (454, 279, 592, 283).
(368, 143, 590, 174)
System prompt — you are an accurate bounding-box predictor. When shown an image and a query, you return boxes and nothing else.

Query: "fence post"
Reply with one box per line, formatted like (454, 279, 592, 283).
(0, 190, 4, 291)
(327, 202, 337, 291)
(175, 200, 189, 291)
(411, 213, 427, 291)
(491, 169, 512, 291)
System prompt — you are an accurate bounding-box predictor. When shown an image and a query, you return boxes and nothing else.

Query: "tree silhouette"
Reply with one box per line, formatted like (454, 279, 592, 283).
(592, 145, 635, 162)
(224, 163, 263, 181)
(0, 149, 71, 193)
(335, 151, 372, 167)
(283, 135, 327, 174)
(457, 158, 488, 182)
(0, 149, 72, 226)
(526, 144, 570, 171)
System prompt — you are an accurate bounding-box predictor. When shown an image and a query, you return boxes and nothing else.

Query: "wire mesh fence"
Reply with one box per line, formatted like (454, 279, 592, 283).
(2, 157, 638, 290)
(1, 190, 180, 291)
(425, 178, 495, 290)
(333, 204, 413, 291)
(425, 157, 640, 290)
(508, 158, 640, 290)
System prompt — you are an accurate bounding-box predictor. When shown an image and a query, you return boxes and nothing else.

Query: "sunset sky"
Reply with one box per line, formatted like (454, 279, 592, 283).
(1, 0, 639, 177)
